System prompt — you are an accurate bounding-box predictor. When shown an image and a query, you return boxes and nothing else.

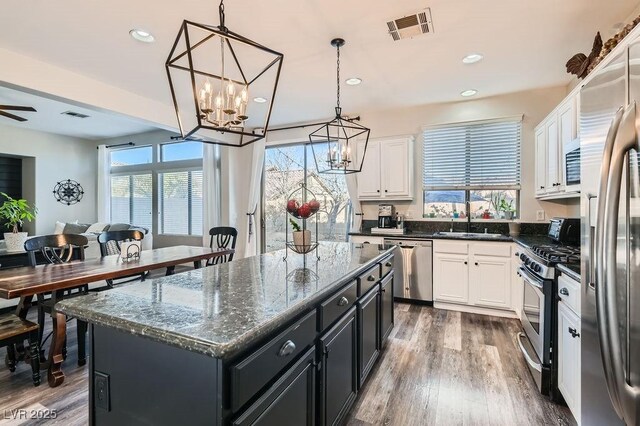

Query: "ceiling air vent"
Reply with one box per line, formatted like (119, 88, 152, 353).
(387, 8, 433, 41)
(61, 111, 90, 119)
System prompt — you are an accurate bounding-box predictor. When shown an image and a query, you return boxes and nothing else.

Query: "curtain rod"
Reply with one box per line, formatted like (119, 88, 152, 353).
(97, 142, 135, 149)
(267, 116, 361, 133)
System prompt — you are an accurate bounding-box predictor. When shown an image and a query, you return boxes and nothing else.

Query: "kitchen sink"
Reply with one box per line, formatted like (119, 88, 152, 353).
(436, 231, 504, 238)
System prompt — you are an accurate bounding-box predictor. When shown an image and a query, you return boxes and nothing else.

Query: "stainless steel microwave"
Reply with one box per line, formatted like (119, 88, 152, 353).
(564, 138, 580, 192)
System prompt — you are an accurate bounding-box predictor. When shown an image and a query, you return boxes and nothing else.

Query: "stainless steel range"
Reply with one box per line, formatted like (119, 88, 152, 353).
(516, 218, 580, 397)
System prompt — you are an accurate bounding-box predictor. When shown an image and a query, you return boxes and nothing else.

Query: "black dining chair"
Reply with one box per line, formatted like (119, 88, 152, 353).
(207, 227, 238, 265)
(24, 234, 89, 365)
(1, 313, 40, 386)
(97, 230, 146, 288)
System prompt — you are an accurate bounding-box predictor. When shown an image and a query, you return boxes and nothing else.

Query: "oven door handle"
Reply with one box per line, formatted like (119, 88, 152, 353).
(518, 267, 544, 290)
(517, 332, 542, 372)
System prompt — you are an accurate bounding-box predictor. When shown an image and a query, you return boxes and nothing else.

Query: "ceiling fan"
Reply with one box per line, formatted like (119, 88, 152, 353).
(0, 105, 36, 122)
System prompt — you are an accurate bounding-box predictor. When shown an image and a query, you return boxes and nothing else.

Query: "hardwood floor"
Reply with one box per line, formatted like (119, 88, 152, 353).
(345, 304, 575, 426)
(0, 303, 574, 425)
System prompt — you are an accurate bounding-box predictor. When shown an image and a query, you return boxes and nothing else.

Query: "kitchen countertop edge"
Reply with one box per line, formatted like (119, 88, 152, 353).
(557, 263, 581, 282)
(349, 231, 513, 242)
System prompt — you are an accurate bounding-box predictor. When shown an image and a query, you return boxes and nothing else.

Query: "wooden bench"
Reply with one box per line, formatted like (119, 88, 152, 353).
(1, 313, 40, 386)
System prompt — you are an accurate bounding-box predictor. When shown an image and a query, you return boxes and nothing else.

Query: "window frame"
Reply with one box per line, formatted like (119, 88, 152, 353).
(421, 116, 522, 222)
(108, 142, 204, 236)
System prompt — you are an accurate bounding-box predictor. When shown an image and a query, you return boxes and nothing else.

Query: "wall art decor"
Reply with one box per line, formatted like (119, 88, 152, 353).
(53, 179, 84, 205)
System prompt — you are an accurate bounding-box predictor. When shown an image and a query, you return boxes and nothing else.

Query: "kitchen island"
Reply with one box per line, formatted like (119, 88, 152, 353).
(57, 242, 395, 426)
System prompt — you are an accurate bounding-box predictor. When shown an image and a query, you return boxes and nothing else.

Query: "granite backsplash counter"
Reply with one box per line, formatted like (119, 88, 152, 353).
(57, 242, 394, 361)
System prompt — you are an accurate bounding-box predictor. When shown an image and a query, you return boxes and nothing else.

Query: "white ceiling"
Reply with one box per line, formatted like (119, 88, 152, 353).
(0, 0, 638, 132)
(0, 86, 159, 139)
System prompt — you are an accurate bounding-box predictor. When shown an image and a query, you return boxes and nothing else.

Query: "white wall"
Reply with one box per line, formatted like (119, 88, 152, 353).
(0, 123, 97, 235)
(267, 85, 580, 223)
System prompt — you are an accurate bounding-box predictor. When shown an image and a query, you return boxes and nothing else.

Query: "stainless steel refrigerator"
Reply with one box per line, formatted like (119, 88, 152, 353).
(581, 36, 640, 425)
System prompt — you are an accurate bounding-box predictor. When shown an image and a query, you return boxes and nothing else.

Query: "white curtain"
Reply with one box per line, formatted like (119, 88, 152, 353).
(346, 174, 362, 233)
(244, 138, 266, 257)
(97, 145, 111, 223)
(203, 144, 222, 247)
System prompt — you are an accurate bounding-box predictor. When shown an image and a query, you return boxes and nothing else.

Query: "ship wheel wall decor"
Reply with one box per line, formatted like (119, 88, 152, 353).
(53, 179, 84, 205)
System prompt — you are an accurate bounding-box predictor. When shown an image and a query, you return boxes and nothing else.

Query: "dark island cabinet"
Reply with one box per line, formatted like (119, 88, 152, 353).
(357, 285, 380, 387)
(318, 306, 358, 426)
(232, 348, 316, 426)
(380, 272, 394, 344)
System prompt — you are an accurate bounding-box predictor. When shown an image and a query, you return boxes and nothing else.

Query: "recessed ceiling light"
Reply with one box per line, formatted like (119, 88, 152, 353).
(345, 78, 362, 86)
(460, 89, 478, 97)
(129, 29, 155, 43)
(462, 53, 483, 64)
(253, 97, 268, 104)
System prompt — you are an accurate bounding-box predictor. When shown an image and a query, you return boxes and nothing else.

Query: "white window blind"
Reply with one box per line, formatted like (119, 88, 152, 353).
(110, 174, 153, 230)
(423, 118, 521, 189)
(160, 170, 203, 236)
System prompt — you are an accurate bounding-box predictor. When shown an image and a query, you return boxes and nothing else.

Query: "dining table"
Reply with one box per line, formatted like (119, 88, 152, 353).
(0, 245, 234, 387)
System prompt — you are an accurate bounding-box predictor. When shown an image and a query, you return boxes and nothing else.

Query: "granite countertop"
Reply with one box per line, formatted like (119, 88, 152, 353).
(349, 230, 513, 242)
(57, 242, 394, 360)
(558, 263, 581, 282)
(512, 234, 557, 249)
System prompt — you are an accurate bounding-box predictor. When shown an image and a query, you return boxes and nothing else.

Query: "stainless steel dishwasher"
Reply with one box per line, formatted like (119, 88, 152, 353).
(384, 239, 433, 303)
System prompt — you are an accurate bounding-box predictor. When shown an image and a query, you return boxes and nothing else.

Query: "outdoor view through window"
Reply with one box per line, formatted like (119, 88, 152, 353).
(264, 144, 351, 252)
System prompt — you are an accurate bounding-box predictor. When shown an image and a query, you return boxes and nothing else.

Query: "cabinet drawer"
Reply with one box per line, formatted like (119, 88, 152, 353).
(470, 243, 511, 257)
(558, 274, 580, 316)
(230, 309, 317, 413)
(434, 240, 468, 255)
(319, 280, 358, 331)
(357, 264, 381, 295)
(380, 255, 394, 279)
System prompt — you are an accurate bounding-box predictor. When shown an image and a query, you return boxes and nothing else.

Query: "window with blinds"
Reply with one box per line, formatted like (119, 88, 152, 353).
(422, 118, 521, 221)
(160, 170, 203, 236)
(422, 118, 521, 189)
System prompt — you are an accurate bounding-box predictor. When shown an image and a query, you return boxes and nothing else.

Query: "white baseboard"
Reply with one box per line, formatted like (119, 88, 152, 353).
(434, 301, 518, 319)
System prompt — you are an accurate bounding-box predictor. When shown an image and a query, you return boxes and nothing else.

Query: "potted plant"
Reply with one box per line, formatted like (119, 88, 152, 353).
(0, 192, 37, 252)
(290, 218, 311, 253)
(499, 197, 516, 220)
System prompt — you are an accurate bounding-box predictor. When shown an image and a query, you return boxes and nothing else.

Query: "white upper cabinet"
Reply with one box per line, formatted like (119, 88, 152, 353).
(357, 136, 414, 200)
(534, 92, 580, 200)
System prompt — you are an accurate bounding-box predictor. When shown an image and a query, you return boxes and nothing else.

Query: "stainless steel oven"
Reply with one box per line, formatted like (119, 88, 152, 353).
(520, 267, 545, 361)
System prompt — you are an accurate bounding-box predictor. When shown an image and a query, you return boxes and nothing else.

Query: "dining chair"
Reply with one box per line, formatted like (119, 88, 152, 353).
(1, 313, 40, 386)
(24, 234, 89, 365)
(207, 227, 238, 265)
(97, 230, 146, 288)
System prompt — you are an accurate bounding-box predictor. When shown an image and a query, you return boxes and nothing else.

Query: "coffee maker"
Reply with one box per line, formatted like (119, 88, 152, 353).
(377, 204, 396, 228)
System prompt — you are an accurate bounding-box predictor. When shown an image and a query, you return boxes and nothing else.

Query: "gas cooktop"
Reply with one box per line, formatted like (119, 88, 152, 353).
(529, 245, 581, 264)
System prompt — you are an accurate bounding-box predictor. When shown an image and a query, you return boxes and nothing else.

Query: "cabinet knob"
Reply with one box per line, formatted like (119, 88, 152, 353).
(278, 340, 296, 357)
(385, 189, 388, 192)
(474, 262, 479, 266)
(464, 261, 468, 265)
(568, 327, 580, 338)
(377, 189, 380, 192)
(540, 186, 544, 190)
(338, 296, 349, 306)
(381, 288, 386, 293)
(559, 287, 569, 296)
(367, 275, 376, 282)
(385, 262, 392, 267)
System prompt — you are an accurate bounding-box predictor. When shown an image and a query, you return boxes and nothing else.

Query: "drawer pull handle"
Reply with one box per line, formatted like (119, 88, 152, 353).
(568, 327, 580, 338)
(278, 340, 296, 357)
(381, 288, 386, 293)
(385, 262, 392, 267)
(559, 287, 569, 296)
(474, 262, 479, 266)
(367, 275, 376, 282)
(338, 296, 349, 306)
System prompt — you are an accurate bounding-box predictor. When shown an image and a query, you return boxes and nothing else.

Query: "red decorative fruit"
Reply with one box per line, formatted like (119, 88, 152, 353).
(308, 199, 320, 213)
(286, 199, 299, 214)
(298, 203, 312, 219)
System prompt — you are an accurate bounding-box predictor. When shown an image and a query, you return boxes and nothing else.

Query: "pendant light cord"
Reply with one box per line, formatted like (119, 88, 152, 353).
(336, 43, 341, 110)
(219, 0, 226, 30)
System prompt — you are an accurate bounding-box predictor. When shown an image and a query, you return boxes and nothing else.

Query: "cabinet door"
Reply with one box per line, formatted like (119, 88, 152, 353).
(233, 348, 316, 426)
(357, 285, 380, 387)
(319, 307, 358, 426)
(356, 140, 381, 199)
(470, 255, 511, 309)
(535, 126, 547, 196)
(545, 116, 560, 193)
(380, 273, 394, 345)
(380, 138, 412, 199)
(433, 253, 469, 304)
(558, 97, 576, 191)
(557, 302, 581, 424)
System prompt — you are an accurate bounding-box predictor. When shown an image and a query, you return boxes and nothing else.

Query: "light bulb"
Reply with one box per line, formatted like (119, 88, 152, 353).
(241, 86, 248, 103)
(227, 81, 236, 96)
(235, 96, 242, 108)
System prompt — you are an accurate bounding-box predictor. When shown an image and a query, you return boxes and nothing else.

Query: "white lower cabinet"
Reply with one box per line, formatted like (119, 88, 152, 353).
(558, 299, 581, 424)
(349, 235, 385, 245)
(433, 240, 514, 313)
(433, 252, 469, 304)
